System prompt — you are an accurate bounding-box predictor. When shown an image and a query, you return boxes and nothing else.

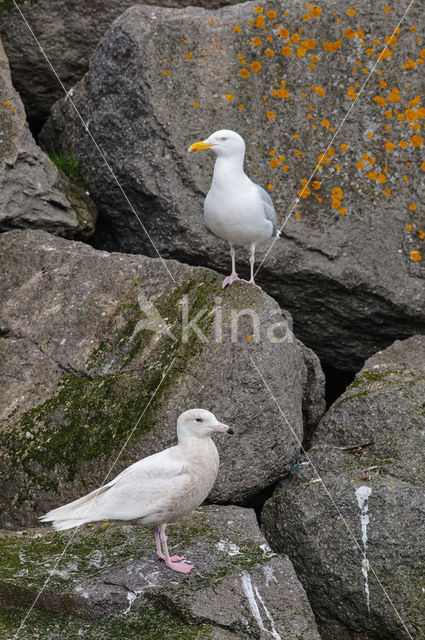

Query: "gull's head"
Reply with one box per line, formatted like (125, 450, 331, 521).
(188, 129, 245, 159)
(177, 408, 234, 440)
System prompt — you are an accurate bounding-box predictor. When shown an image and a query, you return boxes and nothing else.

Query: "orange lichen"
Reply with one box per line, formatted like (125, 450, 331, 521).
(234, 26, 241, 32)
(340, 143, 348, 152)
(321, 119, 330, 127)
(250, 61, 262, 72)
(373, 95, 386, 106)
(323, 39, 341, 51)
(266, 9, 276, 18)
(256, 15, 265, 28)
(297, 179, 311, 198)
(347, 86, 357, 100)
(266, 110, 276, 119)
(409, 203, 417, 210)
(278, 27, 289, 38)
(267, 184, 274, 190)
(277, 87, 289, 98)
(185, 52, 193, 60)
(253, 37, 262, 46)
(387, 88, 400, 103)
(193, 102, 200, 108)
(225, 94, 234, 101)
(264, 49, 275, 56)
(312, 180, 321, 189)
(346, 8, 356, 15)
(411, 134, 423, 147)
(310, 5, 322, 18)
(281, 46, 292, 56)
(384, 5, 391, 12)
(410, 250, 421, 261)
(399, 140, 409, 148)
(385, 141, 396, 151)
(240, 68, 250, 78)
(270, 158, 279, 168)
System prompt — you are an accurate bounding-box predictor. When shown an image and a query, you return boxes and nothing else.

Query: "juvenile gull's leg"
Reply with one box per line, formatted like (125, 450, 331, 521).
(222, 245, 240, 288)
(160, 524, 194, 573)
(155, 524, 184, 562)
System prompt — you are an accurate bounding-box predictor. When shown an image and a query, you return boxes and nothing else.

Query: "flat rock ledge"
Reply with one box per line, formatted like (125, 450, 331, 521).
(0, 505, 321, 640)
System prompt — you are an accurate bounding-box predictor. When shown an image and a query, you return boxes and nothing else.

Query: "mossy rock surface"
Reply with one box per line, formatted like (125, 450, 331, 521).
(263, 336, 425, 640)
(0, 505, 321, 640)
(0, 230, 325, 528)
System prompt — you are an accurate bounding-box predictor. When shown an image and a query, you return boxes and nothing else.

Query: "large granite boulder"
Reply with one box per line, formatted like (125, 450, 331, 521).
(0, 229, 325, 529)
(40, 0, 425, 371)
(0, 36, 96, 238)
(0, 0, 244, 126)
(0, 505, 322, 639)
(262, 336, 425, 640)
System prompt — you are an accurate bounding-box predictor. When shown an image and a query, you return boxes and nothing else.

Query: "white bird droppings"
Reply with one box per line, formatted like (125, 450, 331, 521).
(216, 539, 241, 556)
(355, 485, 372, 612)
(241, 572, 282, 640)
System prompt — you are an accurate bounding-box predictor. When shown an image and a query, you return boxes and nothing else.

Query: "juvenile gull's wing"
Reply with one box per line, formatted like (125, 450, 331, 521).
(40, 447, 192, 526)
(256, 184, 279, 237)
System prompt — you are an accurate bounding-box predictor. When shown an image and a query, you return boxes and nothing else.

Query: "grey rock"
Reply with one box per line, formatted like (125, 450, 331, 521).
(0, 36, 96, 238)
(0, 0, 245, 125)
(0, 505, 322, 639)
(0, 229, 325, 528)
(39, 0, 425, 371)
(262, 336, 425, 640)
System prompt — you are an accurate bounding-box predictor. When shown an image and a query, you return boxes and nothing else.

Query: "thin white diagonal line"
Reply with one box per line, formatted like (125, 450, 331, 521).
(12, 0, 176, 284)
(249, 353, 414, 640)
(12, 356, 176, 640)
(255, 0, 415, 277)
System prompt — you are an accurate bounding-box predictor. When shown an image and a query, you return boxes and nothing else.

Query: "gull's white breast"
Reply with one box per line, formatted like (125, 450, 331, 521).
(204, 178, 273, 246)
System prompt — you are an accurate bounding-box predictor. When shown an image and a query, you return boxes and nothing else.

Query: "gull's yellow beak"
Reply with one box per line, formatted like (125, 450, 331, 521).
(188, 140, 214, 152)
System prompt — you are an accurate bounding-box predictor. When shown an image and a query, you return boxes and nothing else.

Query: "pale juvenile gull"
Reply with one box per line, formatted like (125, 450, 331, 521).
(40, 409, 234, 574)
(189, 129, 279, 289)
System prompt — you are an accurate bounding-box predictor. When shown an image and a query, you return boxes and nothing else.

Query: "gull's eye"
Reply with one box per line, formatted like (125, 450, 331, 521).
(195, 417, 203, 423)
(220, 136, 227, 141)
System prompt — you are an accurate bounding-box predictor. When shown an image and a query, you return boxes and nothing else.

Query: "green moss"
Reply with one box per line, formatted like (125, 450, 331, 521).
(4, 272, 222, 509)
(0, 509, 272, 638)
(349, 369, 397, 388)
(48, 150, 81, 181)
(0, 602, 218, 640)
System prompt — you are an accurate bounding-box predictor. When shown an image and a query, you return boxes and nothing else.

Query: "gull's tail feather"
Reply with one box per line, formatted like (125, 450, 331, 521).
(39, 517, 88, 531)
(39, 483, 112, 530)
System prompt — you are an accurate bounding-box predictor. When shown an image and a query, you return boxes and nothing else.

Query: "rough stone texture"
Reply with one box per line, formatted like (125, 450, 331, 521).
(0, 0, 245, 126)
(0, 229, 325, 528)
(39, 0, 425, 372)
(262, 336, 425, 640)
(0, 505, 322, 639)
(0, 36, 96, 238)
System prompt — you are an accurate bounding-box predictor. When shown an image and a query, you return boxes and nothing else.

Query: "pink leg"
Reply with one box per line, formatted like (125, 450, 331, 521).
(154, 525, 184, 562)
(244, 245, 261, 289)
(159, 524, 195, 574)
(222, 246, 241, 289)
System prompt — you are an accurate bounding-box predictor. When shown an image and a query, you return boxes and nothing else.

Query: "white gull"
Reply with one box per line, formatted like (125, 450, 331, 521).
(40, 409, 234, 574)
